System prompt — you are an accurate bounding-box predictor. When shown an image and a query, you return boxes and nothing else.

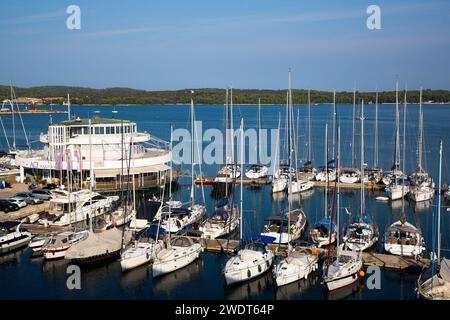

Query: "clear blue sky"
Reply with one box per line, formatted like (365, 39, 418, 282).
(0, 0, 449, 91)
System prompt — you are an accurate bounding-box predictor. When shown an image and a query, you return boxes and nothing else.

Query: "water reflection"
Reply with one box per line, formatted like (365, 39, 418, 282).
(152, 258, 203, 294)
(275, 273, 319, 299)
(224, 272, 273, 300)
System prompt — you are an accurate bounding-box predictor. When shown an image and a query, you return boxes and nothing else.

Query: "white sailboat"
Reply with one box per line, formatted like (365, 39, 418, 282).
(384, 214, 425, 256)
(272, 114, 287, 193)
(245, 99, 269, 179)
(343, 100, 378, 252)
(410, 88, 435, 202)
(199, 197, 239, 240)
(216, 87, 240, 183)
(224, 118, 274, 286)
(417, 140, 450, 300)
(322, 127, 364, 291)
(385, 82, 408, 200)
(159, 99, 206, 233)
(310, 124, 337, 248)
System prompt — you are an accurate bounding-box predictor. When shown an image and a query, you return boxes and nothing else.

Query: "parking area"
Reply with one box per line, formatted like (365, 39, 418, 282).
(0, 182, 50, 221)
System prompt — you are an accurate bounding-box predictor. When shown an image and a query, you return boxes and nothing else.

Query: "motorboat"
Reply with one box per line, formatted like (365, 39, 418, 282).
(0, 221, 32, 254)
(339, 168, 360, 184)
(245, 164, 269, 179)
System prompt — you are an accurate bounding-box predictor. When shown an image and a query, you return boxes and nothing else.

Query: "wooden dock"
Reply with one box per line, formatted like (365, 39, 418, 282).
(312, 181, 385, 191)
(22, 223, 70, 235)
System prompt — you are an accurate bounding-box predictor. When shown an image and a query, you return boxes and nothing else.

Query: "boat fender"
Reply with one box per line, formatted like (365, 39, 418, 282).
(359, 270, 365, 277)
(311, 246, 317, 255)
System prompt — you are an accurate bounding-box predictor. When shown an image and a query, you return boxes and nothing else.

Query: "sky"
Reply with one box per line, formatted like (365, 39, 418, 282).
(0, 0, 449, 91)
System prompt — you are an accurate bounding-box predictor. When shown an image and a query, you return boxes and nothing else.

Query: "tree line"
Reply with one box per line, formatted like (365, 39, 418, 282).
(1, 85, 449, 105)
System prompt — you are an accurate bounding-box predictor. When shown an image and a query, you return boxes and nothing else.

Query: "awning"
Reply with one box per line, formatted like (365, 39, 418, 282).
(94, 164, 171, 178)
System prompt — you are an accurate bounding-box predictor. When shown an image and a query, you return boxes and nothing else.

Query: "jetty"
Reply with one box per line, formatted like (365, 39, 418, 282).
(0, 202, 49, 222)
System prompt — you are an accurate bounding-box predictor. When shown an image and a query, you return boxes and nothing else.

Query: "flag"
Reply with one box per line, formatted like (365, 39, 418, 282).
(66, 148, 72, 171)
(74, 148, 82, 172)
(55, 149, 62, 171)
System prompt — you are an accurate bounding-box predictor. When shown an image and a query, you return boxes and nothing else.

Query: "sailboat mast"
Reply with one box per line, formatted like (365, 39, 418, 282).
(332, 90, 336, 160)
(308, 89, 312, 162)
(360, 100, 365, 217)
(88, 119, 93, 232)
(403, 88, 407, 175)
(352, 88, 356, 168)
(191, 97, 195, 207)
(374, 91, 379, 168)
(230, 87, 234, 166)
(67, 93, 71, 120)
(417, 88, 424, 172)
(437, 140, 442, 262)
(336, 126, 341, 250)
(10, 83, 16, 151)
(324, 124, 328, 218)
(239, 118, 244, 243)
(394, 81, 401, 172)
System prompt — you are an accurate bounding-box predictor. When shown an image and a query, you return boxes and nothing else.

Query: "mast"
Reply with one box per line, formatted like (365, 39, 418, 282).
(258, 98, 262, 164)
(403, 87, 407, 175)
(336, 126, 341, 251)
(67, 93, 71, 120)
(10, 83, 16, 151)
(308, 89, 312, 162)
(417, 87, 424, 172)
(88, 119, 93, 232)
(168, 126, 173, 246)
(230, 86, 234, 166)
(374, 91, 379, 168)
(239, 118, 244, 244)
(360, 100, 365, 217)
(191, 97, 195, 207)
(352, 88, 356, 168)
(332, 90, 336, 160)
(324, 124, 328, 218)
(394, 81, 401, 173)
(432, 140, 443, 290)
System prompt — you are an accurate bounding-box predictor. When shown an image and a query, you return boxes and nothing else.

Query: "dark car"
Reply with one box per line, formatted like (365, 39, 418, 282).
(42, 183, 58, 190)
(31, 189, 53, 200)
(0, 199, 19, 213)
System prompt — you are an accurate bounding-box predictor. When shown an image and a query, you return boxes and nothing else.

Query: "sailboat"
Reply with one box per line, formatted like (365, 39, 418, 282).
(199, 196, 239, 240)
(409, 88, 435, 202)
(322, 127, 364, 291)
(158, 98, 206, 233)
(245, 99, 269, 179)
(298, 89, 317, 181)
(316, 91, 336, 182)
(384, 213, 425, 256)
(272, 114, 287, 193)
(339, 88, 361, 184)
(273, 105, 318, 287)
(310, 125, 337, 247)
(417, 140, 450, 300)
(224, 118, 274, 286)
(385, 82, 408, 200)
(343, 100, 378, 252)
(215, 87, 240, 183)
(367, 91, 383, 184)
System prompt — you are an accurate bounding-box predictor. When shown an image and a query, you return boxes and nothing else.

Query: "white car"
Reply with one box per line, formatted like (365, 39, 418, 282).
(7, 198, 27, 208)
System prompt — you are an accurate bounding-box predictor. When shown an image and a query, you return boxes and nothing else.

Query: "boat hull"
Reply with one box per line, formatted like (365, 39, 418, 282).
(152, 244, 202, 278)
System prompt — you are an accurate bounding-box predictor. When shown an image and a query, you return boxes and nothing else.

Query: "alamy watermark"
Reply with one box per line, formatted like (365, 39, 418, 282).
(66, 5, 81, 30)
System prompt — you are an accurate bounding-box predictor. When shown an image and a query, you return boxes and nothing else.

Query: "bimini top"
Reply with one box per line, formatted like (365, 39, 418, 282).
(211, 209, 229, 221)
(54, 116, 133, 127)
(171, 236, 194, 247)
(245, 241, 267, 254)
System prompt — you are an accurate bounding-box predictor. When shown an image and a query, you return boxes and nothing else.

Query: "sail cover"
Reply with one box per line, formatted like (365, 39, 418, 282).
(65, 228, 130, 259)
(441, 258, 450, 282)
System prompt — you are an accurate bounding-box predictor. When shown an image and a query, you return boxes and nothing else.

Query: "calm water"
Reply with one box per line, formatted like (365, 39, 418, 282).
(0, 103, 449, 300)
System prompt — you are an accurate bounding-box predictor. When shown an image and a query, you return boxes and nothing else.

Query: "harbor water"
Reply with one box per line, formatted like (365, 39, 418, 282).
(0, 103, 449, 300)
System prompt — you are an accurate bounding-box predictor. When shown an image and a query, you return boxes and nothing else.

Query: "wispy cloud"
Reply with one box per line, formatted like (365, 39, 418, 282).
(83, 26, 166, 37)
(0, 10, 65, 25)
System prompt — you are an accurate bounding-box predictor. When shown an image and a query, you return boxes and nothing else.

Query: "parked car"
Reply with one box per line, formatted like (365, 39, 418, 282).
(0, 199, 19, 213)
(31, 189, 53, 200)
(13, 192, 44, 205)
(42, 183, 58, 190)
(6, 198, 27, 208)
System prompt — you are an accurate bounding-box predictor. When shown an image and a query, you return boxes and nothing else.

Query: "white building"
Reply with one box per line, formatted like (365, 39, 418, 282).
(13, 116, 172, 191)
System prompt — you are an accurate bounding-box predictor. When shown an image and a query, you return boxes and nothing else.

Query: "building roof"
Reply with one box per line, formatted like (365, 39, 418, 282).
(52, 115, 133, 127)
